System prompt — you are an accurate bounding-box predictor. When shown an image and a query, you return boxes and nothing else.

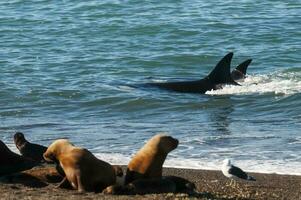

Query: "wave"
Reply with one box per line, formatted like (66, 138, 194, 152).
(206, 70, 301, 96)
(95, 153, 301, 175)
(6, 142, 300, 175)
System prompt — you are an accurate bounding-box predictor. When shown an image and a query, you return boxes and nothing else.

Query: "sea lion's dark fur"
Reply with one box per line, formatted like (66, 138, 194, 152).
(103, 178, 176, 195)
(103, 176, 196, 195)
(13, 132, 65, 177)
(14, 132, 47, 162)
(0, 140, 38, 176)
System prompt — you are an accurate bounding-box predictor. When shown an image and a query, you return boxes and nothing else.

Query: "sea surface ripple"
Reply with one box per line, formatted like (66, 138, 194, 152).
(0, 0, 301, 174)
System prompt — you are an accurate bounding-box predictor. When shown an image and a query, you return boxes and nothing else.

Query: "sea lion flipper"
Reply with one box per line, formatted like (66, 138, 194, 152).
(57, 177, 72, 189)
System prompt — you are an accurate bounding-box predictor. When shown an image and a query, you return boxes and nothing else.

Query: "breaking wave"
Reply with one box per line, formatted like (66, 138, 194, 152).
(207, 70, 301, 96)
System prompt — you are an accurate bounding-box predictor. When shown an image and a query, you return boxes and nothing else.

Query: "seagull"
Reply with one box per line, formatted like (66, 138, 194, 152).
(221, 159, 256, 187)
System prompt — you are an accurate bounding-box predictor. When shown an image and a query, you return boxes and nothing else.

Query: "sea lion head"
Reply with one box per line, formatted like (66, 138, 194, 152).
(43, 139, 74, 162)
(155, 134, 179, 153)
(14, 132, 27, 150)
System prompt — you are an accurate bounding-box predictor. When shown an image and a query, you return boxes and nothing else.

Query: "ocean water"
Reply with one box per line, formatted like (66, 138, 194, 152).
(1, 1, 301, 175)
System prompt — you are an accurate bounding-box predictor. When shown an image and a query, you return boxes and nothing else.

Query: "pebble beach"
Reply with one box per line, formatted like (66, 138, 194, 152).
(1, 165, 300, 200)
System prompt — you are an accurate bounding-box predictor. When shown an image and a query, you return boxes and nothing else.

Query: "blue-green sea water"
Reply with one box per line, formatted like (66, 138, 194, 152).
(1, 1, 301, 174)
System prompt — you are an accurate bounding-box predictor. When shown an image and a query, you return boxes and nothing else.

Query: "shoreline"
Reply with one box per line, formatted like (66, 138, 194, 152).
(163, 165, 301, 176)
(1, 165, 300, 200)
(6, 143, 301, 176)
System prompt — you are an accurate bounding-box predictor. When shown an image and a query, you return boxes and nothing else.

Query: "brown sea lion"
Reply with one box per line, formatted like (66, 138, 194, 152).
(43, 139, 116, 192)
(125, 133, 179, 184)
(0, 140, 38, 177)
(24, 166, 63, 183)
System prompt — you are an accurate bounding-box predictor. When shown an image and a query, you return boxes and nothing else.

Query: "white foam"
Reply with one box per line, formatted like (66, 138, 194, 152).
(206, 72, 301, 96)
(164, 157, 301, 175)
(94, 153, 301, 176)
(95, 153, 131, 165)
(289, 137, 301, 144)
(7, 143, 301, 176)
(116, 85, 135, 92)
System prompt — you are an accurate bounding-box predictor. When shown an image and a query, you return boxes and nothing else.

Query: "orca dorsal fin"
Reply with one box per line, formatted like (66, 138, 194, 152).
(235, 59, 252, 75)
(207, 52, 238, 85)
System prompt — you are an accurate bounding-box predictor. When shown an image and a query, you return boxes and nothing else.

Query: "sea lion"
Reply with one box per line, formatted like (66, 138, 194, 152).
(125, 133, 179, 184)
(43, 139, 116, 192)
(14, 132, 65, 177)
(103, 175, 196, 195)
(164, 176, 196, 193)
(103, 177, 176, 195)
(1, 166, 63, 188)
(24, 166, 63, 183)
(14, 132, 47, 162)
(147, 52, 239, 93)
(0, 140, 38, 177)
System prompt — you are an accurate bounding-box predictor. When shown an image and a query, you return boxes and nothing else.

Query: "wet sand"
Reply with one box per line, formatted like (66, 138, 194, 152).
(0, 165, 300, 200)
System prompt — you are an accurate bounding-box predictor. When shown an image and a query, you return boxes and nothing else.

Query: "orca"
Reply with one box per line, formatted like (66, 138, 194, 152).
(147, 52, 239, 94)
(231, 59, 252, 81)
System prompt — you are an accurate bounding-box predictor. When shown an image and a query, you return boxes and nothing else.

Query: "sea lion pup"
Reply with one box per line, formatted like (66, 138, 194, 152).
(43, 139, 116, 192)
(125, 133, 179, 184)
(103, 177, 176, 195)
(14, 132, 47, 162)
(0, 140, 38, 177)
(164, 176, 196, 194)
(103, 175, 196, 195)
